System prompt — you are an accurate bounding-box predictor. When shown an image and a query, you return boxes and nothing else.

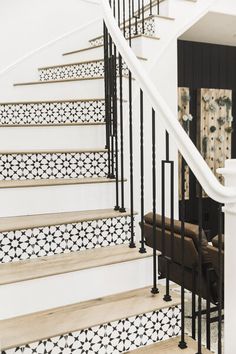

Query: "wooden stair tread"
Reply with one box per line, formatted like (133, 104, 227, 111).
(14, 77, 105, 86)
(0, 98, 105, 105)
(125, 336, 213, 354)
(14, 75, 131, 87)
(0, 208, 133, 233)
(0, 148, 107, 154)
(0, 284, 180, 350)
(0, 244, 152, 285)
(0, 177, 122, 189)
(39, 56, 147, 71)
(0, 122, 106, 127)
(63, 33, 160, 57)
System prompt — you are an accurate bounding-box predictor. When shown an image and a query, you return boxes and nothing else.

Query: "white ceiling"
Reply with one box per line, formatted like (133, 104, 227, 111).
(180, 12, 236, 47)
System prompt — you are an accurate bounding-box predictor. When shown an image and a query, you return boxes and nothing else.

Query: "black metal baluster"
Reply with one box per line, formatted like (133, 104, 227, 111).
(128, 0, 135, 248)
(150, 0, 153, 15)
(118, 1, 125, 213)
(178, 156, 187, 349)
(138, 0, 141, 18)
(113, 45, 119, 211)
(206, 268, 211, 349)
(103, 23, 111, 179)
(123, 0, 126, 38)
(151, 109, 159, 294)
(157, 0, 160, 15)
(142, 0, 145, 34)
(196, 183, 203, 354)
(128, 69, 135, 248)
(192, 265, 197, 340)
(128, 0, 132, 46)
(109, 46, 115, 180)
(163, 131, 172, 302)
(218, 204, 223, 354)
(139, 89, 146, 253)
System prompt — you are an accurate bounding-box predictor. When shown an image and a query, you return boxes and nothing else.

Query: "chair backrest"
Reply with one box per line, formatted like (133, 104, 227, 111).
(144, 213, 211, 268)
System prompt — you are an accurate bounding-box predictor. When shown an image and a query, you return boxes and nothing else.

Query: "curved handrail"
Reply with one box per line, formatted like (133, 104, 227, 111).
(101, 0, 236, 204)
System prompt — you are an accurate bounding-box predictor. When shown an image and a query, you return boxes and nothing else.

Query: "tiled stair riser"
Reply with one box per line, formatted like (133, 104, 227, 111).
(0, 100, 105, 126)
(90, 17, 156, 47)
(3, 305, 181, 354)
(39, 60, 129, 82)
(0, 216, 132, 263)
(0, 151, 108, 181)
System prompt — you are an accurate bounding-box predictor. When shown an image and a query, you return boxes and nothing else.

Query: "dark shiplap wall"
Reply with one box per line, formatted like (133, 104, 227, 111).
(177, 40, 236, 237)
(178, 40, 236, 156)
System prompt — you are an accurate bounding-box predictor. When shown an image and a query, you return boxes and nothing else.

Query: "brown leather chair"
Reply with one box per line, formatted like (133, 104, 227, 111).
(143, 213, 218, 303)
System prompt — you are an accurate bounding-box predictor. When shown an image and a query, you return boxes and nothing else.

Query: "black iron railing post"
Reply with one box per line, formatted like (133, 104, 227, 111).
(178, 156, 187, 349)
(162, 132, 172, 302)
(196, 183, 203, 354)
(151, 109, 159, 295)
(139, 89, 146, 253)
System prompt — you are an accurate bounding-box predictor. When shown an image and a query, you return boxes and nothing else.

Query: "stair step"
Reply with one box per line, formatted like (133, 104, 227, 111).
(0, 284, 181, 352)
(14, 76, 106, 87)
(13, 75, 131, 87)
(0, 149, 108, 182)
(89, 15, 159, 47)
(0, 99, 105, 126)
(0, 208, 132, 232)
(37, 57, 145, 82)
(63, 34, 159, 58)
(125, 336, 213, 354)
(0, 209, 134, 263)
(0, 176, 121, 189)
(0, 244, 152, 285)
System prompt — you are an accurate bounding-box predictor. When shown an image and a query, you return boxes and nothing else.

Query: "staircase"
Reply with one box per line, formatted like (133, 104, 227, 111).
(0, 0, 217, 353)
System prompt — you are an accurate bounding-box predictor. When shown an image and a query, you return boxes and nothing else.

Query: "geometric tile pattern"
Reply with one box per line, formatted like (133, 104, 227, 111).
(39, 60, 129, 82)
(0, 151, 108, 181)
(3, 305, 181, 353)
(90, 17, 156, 47)
(0, 100, 105, 126)
(0, 216, 132, 263)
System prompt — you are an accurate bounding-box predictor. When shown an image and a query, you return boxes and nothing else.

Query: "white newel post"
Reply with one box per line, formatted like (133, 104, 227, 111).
(218, 159, 236, 354)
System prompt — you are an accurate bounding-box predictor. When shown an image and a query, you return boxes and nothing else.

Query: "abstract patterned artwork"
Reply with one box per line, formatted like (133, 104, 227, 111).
(3, 306, 181, 353)
(0, 100, 105, 126)
(0, 216, 132, 263)
(0, 151, 108, 181)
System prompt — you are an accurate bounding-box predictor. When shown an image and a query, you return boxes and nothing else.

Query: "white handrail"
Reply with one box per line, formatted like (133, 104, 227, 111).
(101, 0, 236, 204)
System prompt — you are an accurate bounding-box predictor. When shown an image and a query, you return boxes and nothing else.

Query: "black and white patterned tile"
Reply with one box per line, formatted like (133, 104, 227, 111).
(0, 100, 105, 126)
(0, 216, 132, 263)
(0, 151, 108, 181)
(90, 17, 156, 47)
(3, 305, 181, 353)
(39, 59, 129, 82)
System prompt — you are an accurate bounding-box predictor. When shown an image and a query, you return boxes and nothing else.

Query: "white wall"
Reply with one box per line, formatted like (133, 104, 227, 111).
(212, 0, 236, 15)
(0, 0, 101, 72)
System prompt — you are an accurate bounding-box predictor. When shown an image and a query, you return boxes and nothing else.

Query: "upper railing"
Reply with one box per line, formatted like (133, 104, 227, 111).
(102, 0, 236, 204)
